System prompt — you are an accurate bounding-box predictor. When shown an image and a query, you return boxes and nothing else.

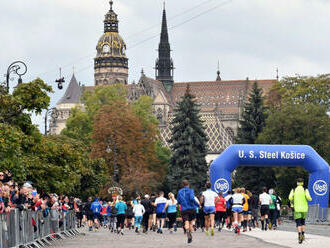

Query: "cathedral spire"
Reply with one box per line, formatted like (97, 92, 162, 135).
(155, 3, 174, 92)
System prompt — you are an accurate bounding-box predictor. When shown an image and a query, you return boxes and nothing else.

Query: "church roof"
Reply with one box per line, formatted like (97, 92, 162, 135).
(57, 74, 82, 105)
(170, 79, 276, 113)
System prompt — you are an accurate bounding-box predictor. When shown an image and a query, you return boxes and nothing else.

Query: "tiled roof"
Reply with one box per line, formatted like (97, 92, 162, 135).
(170, 79, 276, 114)
(57, 74, 82, 105)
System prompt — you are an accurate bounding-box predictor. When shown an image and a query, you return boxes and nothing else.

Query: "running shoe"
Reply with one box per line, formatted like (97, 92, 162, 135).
(237, 227, 240, 235)
(174, 224, 177, 232)
(187, 231, 192, 244)
(170, 230, 173, 234)
(205, 231, 209, 236)
(159, 229, 163, 234)
(211, 228, 214, 236)
(298, 234, 303, 244)
(218, 227, 222, 232)
(135, 227, 138, 233)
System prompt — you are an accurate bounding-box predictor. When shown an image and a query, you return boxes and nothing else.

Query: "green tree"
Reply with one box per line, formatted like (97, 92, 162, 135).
(234, 82, 275, 192)
(257, 104, 330, 198)
(167, 86, 208, 193)
(269, 74, 330, 111)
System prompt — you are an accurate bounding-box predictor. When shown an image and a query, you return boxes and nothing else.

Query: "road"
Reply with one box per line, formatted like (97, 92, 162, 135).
(55, 227, 286, 248)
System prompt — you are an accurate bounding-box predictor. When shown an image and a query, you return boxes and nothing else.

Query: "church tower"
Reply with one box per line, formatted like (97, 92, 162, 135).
(155, 4, 174, 92)
(94, 1, 128, 86)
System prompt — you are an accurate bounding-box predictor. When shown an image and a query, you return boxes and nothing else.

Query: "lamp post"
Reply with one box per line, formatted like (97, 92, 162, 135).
(106, 139, 119, 184)
(5, 61, 27, 93)
(44, 108, 59, 135)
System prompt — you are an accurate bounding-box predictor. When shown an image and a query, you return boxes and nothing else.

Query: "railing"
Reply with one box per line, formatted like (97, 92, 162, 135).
(0, 209, 79, 248)
(306, 204, 329, 224)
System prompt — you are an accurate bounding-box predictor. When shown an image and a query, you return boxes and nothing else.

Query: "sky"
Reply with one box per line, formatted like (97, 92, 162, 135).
(1, 0, 330, 131)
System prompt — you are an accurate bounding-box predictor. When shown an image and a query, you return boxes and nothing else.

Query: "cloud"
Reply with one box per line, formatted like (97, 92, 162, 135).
(1, 0, 330, 129)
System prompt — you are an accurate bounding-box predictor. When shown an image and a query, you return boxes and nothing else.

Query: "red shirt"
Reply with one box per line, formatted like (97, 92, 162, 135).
(215, 196, 226, 212)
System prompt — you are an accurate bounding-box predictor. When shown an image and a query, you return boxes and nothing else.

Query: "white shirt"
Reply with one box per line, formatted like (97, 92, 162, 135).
(133, 204, 145, 217)
(232, 193, 244, 207)
(259, 192, 272, 205)
(202, 189, 218, 207)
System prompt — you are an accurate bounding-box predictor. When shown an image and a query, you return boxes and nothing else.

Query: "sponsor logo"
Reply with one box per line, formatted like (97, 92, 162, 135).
(313, 180, 328, 196)
(214, 178, 229, 194)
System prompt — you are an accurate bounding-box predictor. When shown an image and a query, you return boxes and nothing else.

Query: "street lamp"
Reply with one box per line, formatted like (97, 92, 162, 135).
(5, 61, 27, 93)
(106, 140, 120, 183)
(44, 108, 59, 135)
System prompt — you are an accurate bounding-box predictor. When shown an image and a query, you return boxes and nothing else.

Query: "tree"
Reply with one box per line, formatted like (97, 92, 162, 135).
(167, 86, 208, 193)
(257, 104, 330, 198)
(234, 82, 275, 192)
(91, 100, 162, 196)
(269, 74, 330, 111)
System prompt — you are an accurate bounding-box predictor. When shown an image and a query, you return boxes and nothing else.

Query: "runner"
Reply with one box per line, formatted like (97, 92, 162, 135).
(90, 198, 102, 231)
(177, 180, 199, 244)
(249, 191, 259, 228)
(109, 200, 117, 233)
(141, 194, 152, 233)
(155, 191, 167, 234)
(196, 194, 205, 231)
(115, 196, 127, 235)
(125, 201, 134, 229)
(150, 193, 157, 231)
(231, 188, 245, 234)
(201, 182, 218, 236)
(164, 192, 177, 234)
(246, 190, 253, 231)
(288, 178, 312, 244)
(259, 187, 272, 231)
(225, 190, 233, 229)
(215, 192, 226, 232)
(83, 197, 93, 231)
(241, 188, 250, 232)
(133, 199, 145, 234)
(268, 189, 277, 230)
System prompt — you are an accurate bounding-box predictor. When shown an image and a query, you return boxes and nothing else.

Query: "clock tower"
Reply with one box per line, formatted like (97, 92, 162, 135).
(94, 1, 128, 86)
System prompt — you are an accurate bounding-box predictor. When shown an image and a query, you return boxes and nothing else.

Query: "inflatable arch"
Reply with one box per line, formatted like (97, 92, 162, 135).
(210, 145, 329, 209)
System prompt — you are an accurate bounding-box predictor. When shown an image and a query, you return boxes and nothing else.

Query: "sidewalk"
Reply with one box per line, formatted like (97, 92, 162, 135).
(242, 229, 330, 248)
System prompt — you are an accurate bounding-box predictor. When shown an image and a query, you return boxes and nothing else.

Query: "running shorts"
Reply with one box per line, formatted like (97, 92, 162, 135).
(181, 209, 196, 222)
(226, 208, 233, 217)
(203, 206, 216, 215)
(93, 213, 101, 220)
(260, 205, 269, 216)
(242, 211, 249, 216)
(232, 207, 243, 213)
(87, 214, 93, 221)
(295, 218, 306, 227)
(156, 213, 166, 219)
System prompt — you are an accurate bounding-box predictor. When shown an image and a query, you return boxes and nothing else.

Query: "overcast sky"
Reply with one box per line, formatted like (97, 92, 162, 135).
(1, 0, 330, 130)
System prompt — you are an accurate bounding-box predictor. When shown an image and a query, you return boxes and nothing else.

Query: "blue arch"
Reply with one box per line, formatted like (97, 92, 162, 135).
(210, 145, 329, 209)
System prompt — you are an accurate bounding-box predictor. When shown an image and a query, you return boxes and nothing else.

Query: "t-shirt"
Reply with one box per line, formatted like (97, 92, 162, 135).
(242, 193, 250, 211)
(202, 189, 218, 207)
(115, 201, 127, 215)
(232, 193, 244, 207)
(259, 192, 272, 206)
(215, 196, 226, 212)
(91, 201, 102, 214)
(269, 194, 277, 210)
(133, 204, 145, 217)
(166, 199, 177, 213)
(155, 196, 167, 214)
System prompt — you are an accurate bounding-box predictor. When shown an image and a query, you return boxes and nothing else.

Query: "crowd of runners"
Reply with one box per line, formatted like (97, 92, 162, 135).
(78, 180, 291, 243)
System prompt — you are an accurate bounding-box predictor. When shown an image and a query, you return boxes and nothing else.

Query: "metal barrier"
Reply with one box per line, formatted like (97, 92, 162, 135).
(0, 209, 78, 248)
(307, 204, 329, 224)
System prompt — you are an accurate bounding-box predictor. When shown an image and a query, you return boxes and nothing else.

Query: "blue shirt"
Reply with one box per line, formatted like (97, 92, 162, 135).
(177, 187, 197, 211)
(155, 196, 167, 214)
(91, 201, 102, 214)
(115, 202, 127, 215)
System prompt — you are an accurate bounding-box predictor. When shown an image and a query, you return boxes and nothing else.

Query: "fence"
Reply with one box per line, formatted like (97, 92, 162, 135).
(0, 209, 79, 248)
(306, 204, 329, 224)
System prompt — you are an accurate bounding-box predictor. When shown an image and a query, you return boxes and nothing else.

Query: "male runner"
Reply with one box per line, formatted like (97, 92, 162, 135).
(289, 178, 312, 244)
(259, 187, 272, 231)
(90, 198, 102, 230)
(155, 191, 167, 234)
(177, 180, 199, 244)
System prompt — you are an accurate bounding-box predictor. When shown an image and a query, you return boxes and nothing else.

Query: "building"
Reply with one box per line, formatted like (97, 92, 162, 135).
(51, 1, 276, 163)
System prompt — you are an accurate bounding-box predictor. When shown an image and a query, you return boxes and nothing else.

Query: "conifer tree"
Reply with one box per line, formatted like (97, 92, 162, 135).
(167, 86, 208, 193)
(234, 81, 275, 192)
